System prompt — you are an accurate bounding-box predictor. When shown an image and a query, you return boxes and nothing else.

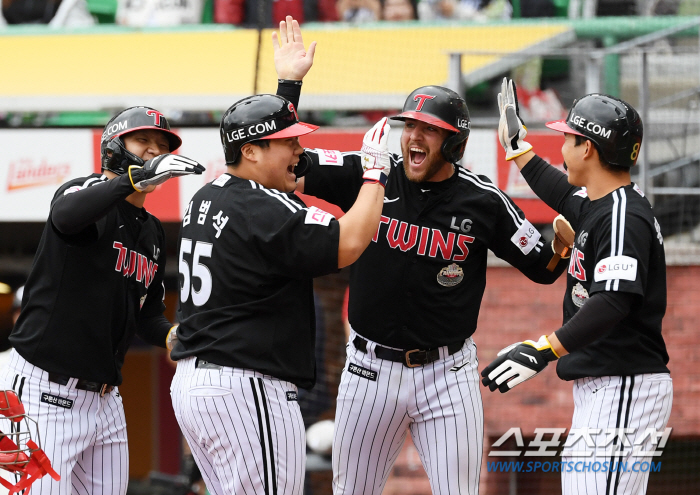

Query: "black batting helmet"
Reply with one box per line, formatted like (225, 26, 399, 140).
(100, 106, 182, 175)
(220, 94, 318, 177)
(391, 86, 471, 163)
(546, 94, 643, 168)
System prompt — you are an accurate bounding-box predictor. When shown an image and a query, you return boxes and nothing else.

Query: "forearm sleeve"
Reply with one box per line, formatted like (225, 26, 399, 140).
(276, 80, 302, 111)
(136, 313, 172, 349)
(555, 291, 634, 353)
(520, 155, 577, 213)
(51, 174, 135, 235)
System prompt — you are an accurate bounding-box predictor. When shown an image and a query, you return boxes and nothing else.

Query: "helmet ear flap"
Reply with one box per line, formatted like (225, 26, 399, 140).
(294, 151, 312, 179)
(102, 140, 123, 171)
(102, 138, 145, 175)
(441, 134, 468, 164)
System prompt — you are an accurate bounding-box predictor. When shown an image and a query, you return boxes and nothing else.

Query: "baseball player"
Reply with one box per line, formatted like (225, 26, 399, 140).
(0, 107, 204, 495)
(482, 79, 672, 494)
(169, 95, 391, 495)
(296, 85, 571, 495)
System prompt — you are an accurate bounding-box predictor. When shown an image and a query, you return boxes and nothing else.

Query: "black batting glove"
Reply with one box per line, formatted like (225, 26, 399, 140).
(128, 154, 205, 192)
(481, 335, 559, 393)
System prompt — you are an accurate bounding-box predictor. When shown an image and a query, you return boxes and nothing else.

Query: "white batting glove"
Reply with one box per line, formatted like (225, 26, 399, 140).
(497, 77, 533, 160)
(129, 154, 205, 192)
(481, 335, 559, 393)
(361, 118, 391, 186)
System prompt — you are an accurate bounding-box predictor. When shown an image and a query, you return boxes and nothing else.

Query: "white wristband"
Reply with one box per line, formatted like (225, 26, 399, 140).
(362, 169, 388, 187)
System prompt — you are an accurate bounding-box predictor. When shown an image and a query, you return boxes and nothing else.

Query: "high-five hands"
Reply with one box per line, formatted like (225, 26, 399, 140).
(497, 77, 533, 160)
(273, 15, 317, 81)
(361, 118, 392, 186)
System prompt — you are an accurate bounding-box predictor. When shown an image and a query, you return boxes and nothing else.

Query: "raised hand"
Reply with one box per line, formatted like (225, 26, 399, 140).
(497, 77, 532, 160)
(272, 15, 317, 81)
(361, 117, 392, 186)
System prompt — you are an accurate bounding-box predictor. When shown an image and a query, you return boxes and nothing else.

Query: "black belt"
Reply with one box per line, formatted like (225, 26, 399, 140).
(48, 373, 114, 397)
(353, 336, 463, 368)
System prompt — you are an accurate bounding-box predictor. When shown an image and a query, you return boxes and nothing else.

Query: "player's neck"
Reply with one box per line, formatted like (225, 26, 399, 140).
(584, 167, 631, 201)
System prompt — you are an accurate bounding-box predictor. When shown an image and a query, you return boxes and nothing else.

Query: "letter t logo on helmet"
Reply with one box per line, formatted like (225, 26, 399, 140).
(413, 94, 436, 111)
(146, 109, 164, 127)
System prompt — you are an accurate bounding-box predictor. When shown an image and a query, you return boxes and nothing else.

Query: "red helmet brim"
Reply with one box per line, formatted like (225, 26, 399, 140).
(545, 119, 584, 136)
(392, 111, 459, 133)
(263, 122, 319, 140)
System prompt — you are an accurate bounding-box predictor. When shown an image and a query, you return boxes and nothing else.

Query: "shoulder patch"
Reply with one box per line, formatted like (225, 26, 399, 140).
(212, 174, 231, 187)
(305, 206, 335, 226)
(594, 255, 638, 282)
(314, 149, 343, 166)
(510, 219, 541, 255)
(574, 187, 588, 198)
(633, 183, 645, 197)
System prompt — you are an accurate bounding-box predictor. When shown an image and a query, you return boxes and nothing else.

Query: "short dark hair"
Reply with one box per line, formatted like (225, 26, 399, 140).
(230, 139, 270, 166)
(573, 134, 628, 174)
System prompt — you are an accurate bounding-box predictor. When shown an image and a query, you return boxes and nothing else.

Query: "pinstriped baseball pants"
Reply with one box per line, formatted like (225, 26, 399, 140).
(332, 331, 483, 495)
(171, 356, 306, 495)
(561, 373, 673, 495)
(0, 349, 129, 495)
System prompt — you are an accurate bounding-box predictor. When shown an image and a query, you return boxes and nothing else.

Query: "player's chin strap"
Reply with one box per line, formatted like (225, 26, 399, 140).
(0, 437, 60, 495)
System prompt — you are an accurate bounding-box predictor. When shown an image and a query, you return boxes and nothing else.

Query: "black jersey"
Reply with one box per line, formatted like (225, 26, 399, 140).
(10, 174, 168, 385)
(521, 156, 669, 380)
(171, 173, 340, 389)
(303, 149, 564, 349)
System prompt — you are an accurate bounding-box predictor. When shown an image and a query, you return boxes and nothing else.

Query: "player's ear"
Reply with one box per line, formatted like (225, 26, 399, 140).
(240, 143, 258, 163)
(583, 139, 597, 161)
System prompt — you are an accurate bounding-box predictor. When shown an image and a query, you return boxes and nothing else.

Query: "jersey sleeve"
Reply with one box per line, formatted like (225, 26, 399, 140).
(50, 174, 135, 244)
(303, 149, 366, 212)
(520, 155, 589, 230)
(484, 178, 544, 262)
(246, 193, 340, 279)
(589, 203, 651, 297)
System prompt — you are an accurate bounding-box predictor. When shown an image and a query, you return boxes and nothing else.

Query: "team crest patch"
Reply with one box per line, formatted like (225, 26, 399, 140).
(437, 263, 464, 287)
(286, 391, 298, 401)
(348, 363, 378, 381)
(41, 393, 73, 409)
(571, 282, 589, 308)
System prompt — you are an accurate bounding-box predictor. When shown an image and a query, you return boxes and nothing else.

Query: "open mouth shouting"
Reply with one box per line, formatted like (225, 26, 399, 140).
(410, 146, 427, 167)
